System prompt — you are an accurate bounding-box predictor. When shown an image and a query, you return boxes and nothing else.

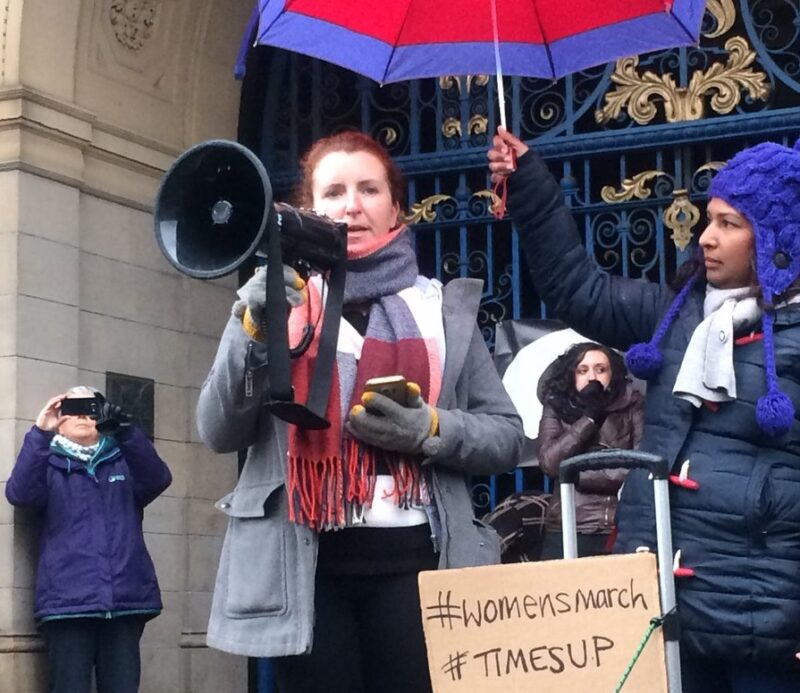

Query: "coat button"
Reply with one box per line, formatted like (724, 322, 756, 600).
(774, 251, 790, 269)
(719, 330, 727, 343)
(219, 502, 230, 509)
(304, 538, 310, 545)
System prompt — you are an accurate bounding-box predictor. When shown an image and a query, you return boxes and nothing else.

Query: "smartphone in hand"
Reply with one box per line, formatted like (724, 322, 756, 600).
(363, 375, 408, 407)
(60, 397, 100, 417)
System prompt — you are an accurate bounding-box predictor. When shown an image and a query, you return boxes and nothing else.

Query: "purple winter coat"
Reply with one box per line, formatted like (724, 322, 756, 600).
(5, 425, 171, 620)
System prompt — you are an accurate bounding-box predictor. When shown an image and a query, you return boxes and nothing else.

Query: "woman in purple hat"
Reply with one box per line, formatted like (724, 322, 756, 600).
(489, 129, 800, 692)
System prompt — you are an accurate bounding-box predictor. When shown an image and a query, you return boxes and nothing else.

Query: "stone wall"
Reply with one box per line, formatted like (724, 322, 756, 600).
(0, 1, 254, 690)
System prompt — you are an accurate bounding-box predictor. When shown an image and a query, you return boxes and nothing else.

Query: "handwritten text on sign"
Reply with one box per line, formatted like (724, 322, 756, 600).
(418, 553, 667, 693)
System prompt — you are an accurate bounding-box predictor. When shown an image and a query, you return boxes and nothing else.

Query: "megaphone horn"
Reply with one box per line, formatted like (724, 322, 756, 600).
(153, 139, 348, 430)
(154, 139, 346, 279)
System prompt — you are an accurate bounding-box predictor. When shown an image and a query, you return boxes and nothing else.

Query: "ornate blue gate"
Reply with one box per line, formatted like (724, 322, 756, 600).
(239, 0, 800, 514)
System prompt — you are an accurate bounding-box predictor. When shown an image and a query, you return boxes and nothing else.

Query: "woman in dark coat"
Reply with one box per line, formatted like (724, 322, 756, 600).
(537, 342, 644, 559)
(489, 129, 800, 692)
(6, 387, 171, 693)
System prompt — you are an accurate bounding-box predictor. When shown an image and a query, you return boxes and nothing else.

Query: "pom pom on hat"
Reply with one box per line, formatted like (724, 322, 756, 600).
(625, 342, 663, 380)
(756, 390, 794, 438)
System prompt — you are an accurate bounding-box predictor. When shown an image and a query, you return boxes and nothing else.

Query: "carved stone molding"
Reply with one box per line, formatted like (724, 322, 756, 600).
(595, 36, 771, 125)
(0, 87, 177, 210)
(88, 0, 179, 102)
(110, 0, 160, 52)
(0, 0, 10, 83)
(0, 633, 45, 653)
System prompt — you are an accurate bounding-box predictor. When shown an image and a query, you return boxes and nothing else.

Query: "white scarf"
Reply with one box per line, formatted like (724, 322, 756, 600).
(673, 286, 761, 407)
(52, 434, 101, 462)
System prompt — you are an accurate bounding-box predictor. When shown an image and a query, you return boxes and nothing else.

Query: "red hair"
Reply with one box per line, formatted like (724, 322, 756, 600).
(296, 130, 405, 210)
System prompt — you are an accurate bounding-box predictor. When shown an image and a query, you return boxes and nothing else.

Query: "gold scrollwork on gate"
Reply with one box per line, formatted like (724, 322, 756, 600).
(442, 118, 461, 138)
(473, 190, 502, 217)
(439, 75, 490, 94)
(601, 171, 666, 204)
(442, 114, 488, 138)
(595, 36, 770, 125)
(696, 161, 726, 174)
(377, 127, 398, 147)
(705, 0, 736, 39)
(663, 190, 701, 251)
(601, 167, 728, 251)
(405, 194, 455, 224)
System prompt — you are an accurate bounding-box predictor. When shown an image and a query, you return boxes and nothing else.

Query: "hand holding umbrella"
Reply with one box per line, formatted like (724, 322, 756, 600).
(488, 126, 530, 217)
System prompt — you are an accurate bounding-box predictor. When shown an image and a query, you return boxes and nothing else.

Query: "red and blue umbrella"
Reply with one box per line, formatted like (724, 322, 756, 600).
(245, 0, 705, 84)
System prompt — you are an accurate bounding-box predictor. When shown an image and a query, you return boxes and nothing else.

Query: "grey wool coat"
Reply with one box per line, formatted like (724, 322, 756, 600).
(196, 277, 524, 657)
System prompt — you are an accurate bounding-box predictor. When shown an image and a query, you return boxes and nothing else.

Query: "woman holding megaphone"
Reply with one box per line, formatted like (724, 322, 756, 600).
(196, 130, 523, 692)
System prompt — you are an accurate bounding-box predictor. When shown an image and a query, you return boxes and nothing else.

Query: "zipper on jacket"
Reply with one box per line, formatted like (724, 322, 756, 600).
(245, 342, 254, 398)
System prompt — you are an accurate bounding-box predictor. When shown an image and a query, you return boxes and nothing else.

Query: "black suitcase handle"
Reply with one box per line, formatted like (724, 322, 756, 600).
(559, 449, 668, 484)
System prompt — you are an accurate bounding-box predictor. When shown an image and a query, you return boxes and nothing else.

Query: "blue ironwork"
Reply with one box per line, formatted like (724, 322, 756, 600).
(242, 1, 800, 518)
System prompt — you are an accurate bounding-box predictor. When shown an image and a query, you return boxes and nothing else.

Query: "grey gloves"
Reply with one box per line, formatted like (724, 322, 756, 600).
(232, 264, 307, 340)
(346, 382, 439, 455)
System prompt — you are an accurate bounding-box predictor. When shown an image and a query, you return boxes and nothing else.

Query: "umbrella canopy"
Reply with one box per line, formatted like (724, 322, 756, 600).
(250, 0, 705, 83)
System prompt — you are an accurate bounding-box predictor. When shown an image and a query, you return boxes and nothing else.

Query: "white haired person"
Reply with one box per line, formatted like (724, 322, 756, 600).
(6, 387, 171, 693)
(489, 130, 800, 692)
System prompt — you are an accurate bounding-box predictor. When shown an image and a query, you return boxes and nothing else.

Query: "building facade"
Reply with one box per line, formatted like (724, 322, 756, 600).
(0, 1, 253, 690)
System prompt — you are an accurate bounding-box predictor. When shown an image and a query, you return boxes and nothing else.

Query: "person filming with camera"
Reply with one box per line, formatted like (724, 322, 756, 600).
(196, 130, 523, 693)
(5, 386, 172, 693)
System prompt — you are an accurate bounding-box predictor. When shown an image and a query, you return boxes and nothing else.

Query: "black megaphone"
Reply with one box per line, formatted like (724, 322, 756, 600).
(153, 139, 348, 429)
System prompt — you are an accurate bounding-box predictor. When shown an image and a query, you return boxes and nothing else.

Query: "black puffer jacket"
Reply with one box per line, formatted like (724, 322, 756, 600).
(539, 386, 644, 533)
(508, 149, 800, 664)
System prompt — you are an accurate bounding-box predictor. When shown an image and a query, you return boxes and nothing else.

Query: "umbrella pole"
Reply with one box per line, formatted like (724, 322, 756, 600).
(490, 0, 507, 131)
(495, 69, 507, 131)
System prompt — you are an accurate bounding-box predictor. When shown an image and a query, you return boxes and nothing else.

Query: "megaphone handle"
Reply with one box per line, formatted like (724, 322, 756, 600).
(305, 260, 346, 418)
(264, 217, 294, 403)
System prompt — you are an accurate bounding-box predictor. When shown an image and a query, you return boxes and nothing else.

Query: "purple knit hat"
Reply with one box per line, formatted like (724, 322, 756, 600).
(626, 139, 800, 436)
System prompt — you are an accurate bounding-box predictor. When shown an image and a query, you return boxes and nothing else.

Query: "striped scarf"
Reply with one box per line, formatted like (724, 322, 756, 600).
(286, 228, 445, 530)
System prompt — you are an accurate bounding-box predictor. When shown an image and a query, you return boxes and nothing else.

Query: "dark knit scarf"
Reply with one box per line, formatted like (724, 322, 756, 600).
(286, 229, 441, 530)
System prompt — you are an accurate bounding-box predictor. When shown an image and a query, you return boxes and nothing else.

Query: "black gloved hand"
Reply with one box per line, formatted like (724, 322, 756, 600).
(95, 402, 132, 434)
(576, 380, 608, 426)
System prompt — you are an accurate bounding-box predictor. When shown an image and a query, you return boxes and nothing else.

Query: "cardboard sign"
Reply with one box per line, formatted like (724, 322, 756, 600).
(418, 553, 667, 693)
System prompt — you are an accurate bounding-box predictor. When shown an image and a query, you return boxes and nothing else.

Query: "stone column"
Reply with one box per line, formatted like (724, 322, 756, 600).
(0, 1, 253, 690)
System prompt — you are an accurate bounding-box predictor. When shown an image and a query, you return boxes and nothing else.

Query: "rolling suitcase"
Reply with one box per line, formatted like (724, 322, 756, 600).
(559, 449, 682, 693)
